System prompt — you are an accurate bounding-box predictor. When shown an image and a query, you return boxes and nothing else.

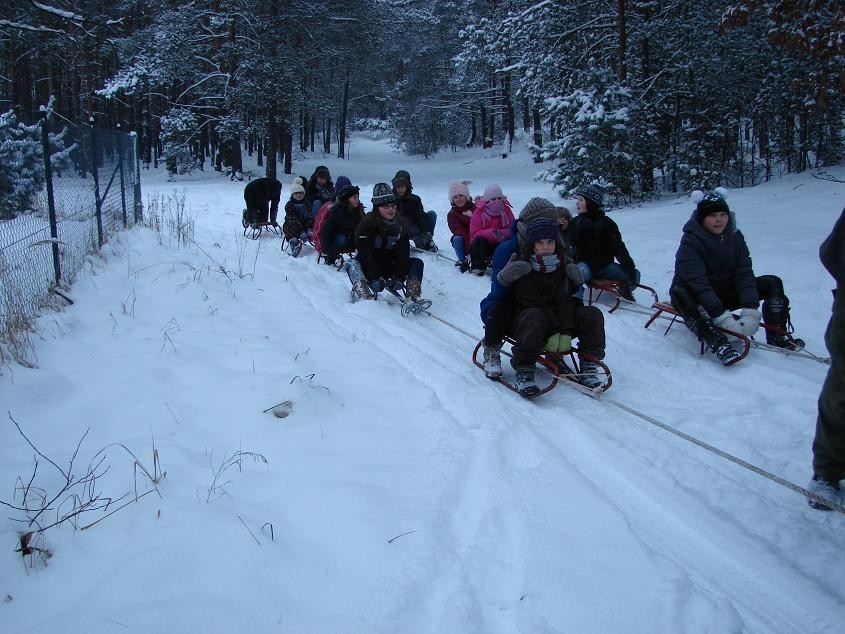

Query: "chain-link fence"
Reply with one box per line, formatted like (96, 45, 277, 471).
(0, 115, 142, 367)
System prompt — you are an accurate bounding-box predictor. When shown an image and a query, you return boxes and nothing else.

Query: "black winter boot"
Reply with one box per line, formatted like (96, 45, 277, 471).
(762, 296, 805, 349)
(690, 314, 740, 366)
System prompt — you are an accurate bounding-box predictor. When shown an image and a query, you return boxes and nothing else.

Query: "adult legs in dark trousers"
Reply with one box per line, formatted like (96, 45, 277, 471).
(809, 208, 845, 510)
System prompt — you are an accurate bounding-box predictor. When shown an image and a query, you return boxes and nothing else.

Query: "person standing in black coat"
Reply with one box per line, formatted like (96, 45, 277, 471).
(670, 188, 803, 366)
(243, 177, 282, 225)
(570, 183, 639, 300)
(808, 208, 845, 510)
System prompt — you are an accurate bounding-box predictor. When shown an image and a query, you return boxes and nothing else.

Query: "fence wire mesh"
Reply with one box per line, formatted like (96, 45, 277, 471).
(0, 120, 141, 367)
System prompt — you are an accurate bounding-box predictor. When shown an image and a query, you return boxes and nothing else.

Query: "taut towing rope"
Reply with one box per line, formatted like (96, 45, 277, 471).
(418, 305, 845, 515)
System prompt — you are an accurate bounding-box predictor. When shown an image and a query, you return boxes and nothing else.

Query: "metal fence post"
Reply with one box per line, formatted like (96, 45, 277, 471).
(117, 124, 128, 228)
(40, 107, 61, 285)
(131, 131, 142, 222)
(90, 116, 104, 247)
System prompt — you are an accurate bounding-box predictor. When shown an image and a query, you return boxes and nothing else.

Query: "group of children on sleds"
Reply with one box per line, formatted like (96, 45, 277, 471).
(243, 169, 805, 398)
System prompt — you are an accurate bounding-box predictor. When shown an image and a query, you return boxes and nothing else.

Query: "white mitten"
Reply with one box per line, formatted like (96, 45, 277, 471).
(713, 311, 736, 330)
(736, 307, 761, 336)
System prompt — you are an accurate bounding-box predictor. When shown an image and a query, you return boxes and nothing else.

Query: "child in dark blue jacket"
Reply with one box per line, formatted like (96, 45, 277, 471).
(670, 188, 802, 365)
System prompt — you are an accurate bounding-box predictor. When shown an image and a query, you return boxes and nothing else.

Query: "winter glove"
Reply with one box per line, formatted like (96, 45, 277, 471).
(493, 229, 505, 242)
(565, 262, 584, 286)
(497, 254, 532, 287)
(713, 310, 736, 330)
(545, 333, 572, 353)
(736, 307, 762, 336)
(388, 277, 405, 292)
(369, 278, 386, 294)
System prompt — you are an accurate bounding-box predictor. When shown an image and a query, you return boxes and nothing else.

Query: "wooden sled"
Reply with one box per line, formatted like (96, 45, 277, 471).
(471, 337, 612, 397)
(588, 279, 659, 313)
(645, 301, 750, 365)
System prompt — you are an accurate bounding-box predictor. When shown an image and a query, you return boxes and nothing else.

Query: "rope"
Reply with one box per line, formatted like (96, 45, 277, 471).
(421, 306, 844, 514)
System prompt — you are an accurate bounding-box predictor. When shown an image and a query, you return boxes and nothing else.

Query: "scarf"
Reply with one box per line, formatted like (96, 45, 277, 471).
(530, 253, 561, 273)
(374, 215, 403, 249)
(483, 199, 506, 220)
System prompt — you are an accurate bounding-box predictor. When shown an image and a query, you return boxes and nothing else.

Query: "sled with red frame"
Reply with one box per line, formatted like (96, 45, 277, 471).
(471, 336, 612, 397)
(588, 279, 659, 313)
(644, 300, 764, 365)
(645, 300, 829, 364)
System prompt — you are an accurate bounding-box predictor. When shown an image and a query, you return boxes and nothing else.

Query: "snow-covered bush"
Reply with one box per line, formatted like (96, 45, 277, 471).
(0, 99, 74, 220)
(160, 107, 199, 177)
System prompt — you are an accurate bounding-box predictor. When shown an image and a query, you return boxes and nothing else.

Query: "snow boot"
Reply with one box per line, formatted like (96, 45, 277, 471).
(514, 366, 540, 397)
(714, 343, 741, 365)
(455, 258, 471, 273)
(482, 343, 503, 379)
(578, 359, 604, 389)
(763, 296, 805, 349)
(405, 277, 422, 301)
(691, 314, 740, 366)
(288, 237, 302, 258)
(351, 279, 374, 302)
(807, 475, 841, 511)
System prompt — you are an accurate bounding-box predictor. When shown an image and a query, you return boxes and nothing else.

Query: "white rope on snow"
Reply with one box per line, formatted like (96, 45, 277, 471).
(421, 306, 845, 515)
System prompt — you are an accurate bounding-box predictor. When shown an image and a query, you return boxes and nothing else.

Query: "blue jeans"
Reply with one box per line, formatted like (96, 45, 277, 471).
(409, 211, 437, 238)
(451, 235, 467, 261)
(576, 262, 640, 299)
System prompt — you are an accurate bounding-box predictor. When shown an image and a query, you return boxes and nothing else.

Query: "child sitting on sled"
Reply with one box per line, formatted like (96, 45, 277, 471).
(570, 183, 640, 300)
(282, 177, 312, 257)
(468, 184, 515, 275)
(345, 183, 426, 302)
(497, 218, 607, 397)
(446, 180, 474, 272)
(670, 187, 804, 366)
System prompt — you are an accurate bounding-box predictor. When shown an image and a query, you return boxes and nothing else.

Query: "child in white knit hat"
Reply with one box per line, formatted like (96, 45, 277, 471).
(446, 180, 474, 272)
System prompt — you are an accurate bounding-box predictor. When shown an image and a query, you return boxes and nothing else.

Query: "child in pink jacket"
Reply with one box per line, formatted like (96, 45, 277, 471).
(469, 183, 515, 275)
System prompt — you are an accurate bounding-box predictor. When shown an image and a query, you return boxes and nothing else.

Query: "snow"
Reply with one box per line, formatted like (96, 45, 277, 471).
(2, 135, 844, 632)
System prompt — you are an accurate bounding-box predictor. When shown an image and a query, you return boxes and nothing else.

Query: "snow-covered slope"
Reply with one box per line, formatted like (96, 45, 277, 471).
(2, 136, 843, 633)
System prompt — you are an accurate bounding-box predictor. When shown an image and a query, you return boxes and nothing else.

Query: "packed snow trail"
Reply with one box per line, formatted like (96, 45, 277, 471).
(2, 136, 843, 633)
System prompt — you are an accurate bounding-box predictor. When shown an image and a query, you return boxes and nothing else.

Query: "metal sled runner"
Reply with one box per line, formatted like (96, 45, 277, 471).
(588, 279, 659, 313)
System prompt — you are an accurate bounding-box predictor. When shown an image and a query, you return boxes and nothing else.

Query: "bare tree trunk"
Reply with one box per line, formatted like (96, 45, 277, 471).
(503, 74, 514, 154)
(480, 104, 490, 148)
(266, 107, 277, 178)
(522, 97, 530, 132)
(618, 0, 627, 81)
(338, 73, 349, 159)
(532, 106, 542, 163)
(281, 109, 292, 175)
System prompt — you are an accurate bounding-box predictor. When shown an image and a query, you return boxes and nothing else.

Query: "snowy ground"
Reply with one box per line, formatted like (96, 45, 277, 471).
(1, 136, 844, 633)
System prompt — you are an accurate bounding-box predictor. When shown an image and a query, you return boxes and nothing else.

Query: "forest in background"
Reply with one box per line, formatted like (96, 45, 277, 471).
(2, 0, 843, 204)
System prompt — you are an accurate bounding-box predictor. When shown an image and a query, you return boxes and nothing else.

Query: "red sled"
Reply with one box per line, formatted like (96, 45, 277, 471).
(588, 279, 659, 313)
(644, 301, 751, 365)
(471, 337, 612, 397)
